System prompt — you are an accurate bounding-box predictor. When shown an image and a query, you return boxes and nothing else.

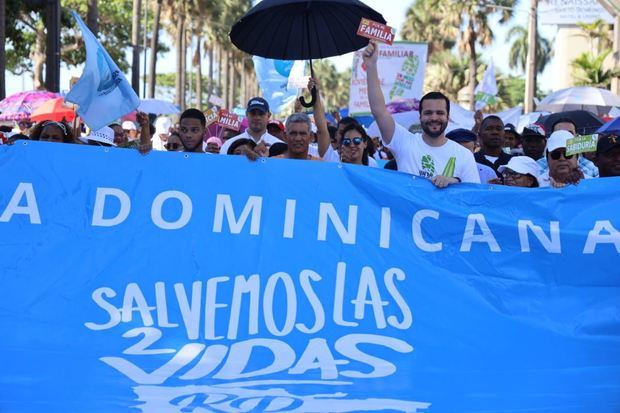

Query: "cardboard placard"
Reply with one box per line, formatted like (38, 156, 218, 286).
(204, 108, 218, 126)
(216, 109, 241, 131)
(357, 18, 395, 45)
(566, 134, 598, 156)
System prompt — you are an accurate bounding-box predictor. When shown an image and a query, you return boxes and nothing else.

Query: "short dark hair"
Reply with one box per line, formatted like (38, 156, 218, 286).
(327, 125, 338, 141)
(419, 91, 450, 115)
(551, 117, 577, 133)
(227, 138, 256, 155)
(338, 117, 359, 128)
(480, 115, 503, 130)
(180, 108, 206, 128)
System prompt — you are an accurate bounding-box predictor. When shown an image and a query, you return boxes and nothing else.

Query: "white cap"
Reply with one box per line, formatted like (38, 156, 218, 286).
(121, 120, 137, 131)
(155, 116, 172, 135)
(498, 156, 540, 178)
(80, 126, 116, 146)
(546, 130, 573, 153)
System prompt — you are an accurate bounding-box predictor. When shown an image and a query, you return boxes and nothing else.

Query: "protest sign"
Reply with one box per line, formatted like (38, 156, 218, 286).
(1, 142, 619, 412)
(357, 18, 395, 45)
(217, 109, 241, 131)
(204, 108, 218, 126)
(349, 42, 427, 116)
(566, 134, 599, 155)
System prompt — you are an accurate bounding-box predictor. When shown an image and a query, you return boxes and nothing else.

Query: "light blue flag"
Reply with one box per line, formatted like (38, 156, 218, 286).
(253, 56, 304, 114)
(65, 11, 139, 131)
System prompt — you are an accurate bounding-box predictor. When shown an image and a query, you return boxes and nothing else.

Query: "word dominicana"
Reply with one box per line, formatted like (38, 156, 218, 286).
(2, 182, 619, 255)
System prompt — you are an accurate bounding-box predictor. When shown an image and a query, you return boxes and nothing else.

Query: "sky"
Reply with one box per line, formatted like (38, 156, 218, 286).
(5, 0, 559, 98)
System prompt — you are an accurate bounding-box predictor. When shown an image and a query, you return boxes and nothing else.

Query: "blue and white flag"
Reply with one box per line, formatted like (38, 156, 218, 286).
(65, 11, 139, 131)
(253, 57, 304, 114)
(1, 142, 620, 412)
(474, 62, 498, 110)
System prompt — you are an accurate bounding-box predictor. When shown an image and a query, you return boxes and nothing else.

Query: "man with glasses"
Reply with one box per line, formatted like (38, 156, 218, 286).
(497, 157, 540, 188)
(538, 130, 585, 188)
(537, 117, 599, 178)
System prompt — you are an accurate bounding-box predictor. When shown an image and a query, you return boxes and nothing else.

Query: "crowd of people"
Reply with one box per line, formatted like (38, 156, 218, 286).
(2, 41, 619, 189)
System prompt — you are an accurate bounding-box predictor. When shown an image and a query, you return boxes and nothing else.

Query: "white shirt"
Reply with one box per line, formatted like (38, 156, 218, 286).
(386, 124, 481, 183)
(152, 134, 167, 151)
(484, 155, 499, 164)
(219, 130, 282, 155)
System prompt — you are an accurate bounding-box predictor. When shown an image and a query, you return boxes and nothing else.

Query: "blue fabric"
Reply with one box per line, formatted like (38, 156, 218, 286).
(1, 142, 620, 412)
(252, 57, 299, 114)
(597, 116, 620, 134)
(65, 11, 139, 131)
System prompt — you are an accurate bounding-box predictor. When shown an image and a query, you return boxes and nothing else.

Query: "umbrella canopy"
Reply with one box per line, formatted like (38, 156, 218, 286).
(30, 98, 76, 122)
(597, 116, 620, 134)
(537, 110, 604, 136)
(138, 99, 180, 115)
(230, 0, 386, 61)
(537, 86, 620, 116)
(0, 90, 59, 121)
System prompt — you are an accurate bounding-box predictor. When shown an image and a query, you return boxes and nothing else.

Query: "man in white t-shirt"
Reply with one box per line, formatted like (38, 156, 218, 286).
(219, 97, 283, 155)
(363, 41, 480, 187)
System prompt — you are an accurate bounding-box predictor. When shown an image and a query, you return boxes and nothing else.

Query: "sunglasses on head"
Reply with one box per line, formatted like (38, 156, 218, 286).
(549, 149, 574, 160)
(165, 142, 181, 151)
(341, 137, 364, 146)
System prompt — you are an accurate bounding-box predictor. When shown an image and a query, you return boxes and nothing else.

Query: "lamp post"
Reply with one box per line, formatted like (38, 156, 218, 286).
(524, 0, 537, 113)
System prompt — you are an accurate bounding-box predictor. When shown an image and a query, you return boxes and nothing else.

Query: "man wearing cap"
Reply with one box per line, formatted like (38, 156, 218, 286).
(219, 97, 283, 155)
(504, 123, 522, 155)
(446, 128, 497, 184)
(474, 115, 512, 175)
(594, 133, 620, 177)
(538, 130, 585, 188)
(521, 124, 547, 161)
(537, 118, 599, 178)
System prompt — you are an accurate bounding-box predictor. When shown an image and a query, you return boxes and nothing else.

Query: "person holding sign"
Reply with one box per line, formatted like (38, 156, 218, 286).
(363, 40, 479, 187)
(538, 130, 585, 188)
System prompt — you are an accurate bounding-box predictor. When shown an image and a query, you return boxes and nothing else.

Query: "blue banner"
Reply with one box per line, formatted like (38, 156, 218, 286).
(1, 142, 619, 412)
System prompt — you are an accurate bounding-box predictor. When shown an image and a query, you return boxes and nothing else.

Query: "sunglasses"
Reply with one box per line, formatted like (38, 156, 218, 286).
(549, 150, 574, 160)
(165, 142, 181, 151)
(501, 169, 524, 179)
(341, 137, 364, 146)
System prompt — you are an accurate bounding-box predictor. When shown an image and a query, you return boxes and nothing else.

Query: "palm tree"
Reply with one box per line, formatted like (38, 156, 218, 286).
(400, 0, 457, 59)
(506, 25, 552, 74)
(572, 49, 620, 88)
(444, 0, 515, 110)
(577, 19, 613, 55)
(147, 0, 162, 98)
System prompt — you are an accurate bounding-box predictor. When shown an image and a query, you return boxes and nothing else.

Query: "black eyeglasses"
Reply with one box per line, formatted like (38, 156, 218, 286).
(549, 150, 574, 160)
(501, 169, 523, 179)
(342, 137, 364, 146)
(165, 142, 181, 151)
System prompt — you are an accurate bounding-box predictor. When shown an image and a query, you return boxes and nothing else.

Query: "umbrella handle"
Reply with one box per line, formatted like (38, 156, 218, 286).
(299, 86, 317, 108)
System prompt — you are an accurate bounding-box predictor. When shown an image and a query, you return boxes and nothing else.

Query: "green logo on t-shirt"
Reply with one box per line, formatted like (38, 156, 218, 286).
(421, 155, 435, 178)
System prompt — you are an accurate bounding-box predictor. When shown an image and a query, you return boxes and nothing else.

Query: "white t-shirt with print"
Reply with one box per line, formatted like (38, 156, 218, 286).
(386, 124, 480, 183)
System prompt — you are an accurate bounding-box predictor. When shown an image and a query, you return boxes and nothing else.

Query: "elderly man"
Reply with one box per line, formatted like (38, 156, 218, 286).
(538, 130, 585, 188)
(594, 133, 620, 177)
(220, 97, 283, 155)
(273, 113, 321, 160)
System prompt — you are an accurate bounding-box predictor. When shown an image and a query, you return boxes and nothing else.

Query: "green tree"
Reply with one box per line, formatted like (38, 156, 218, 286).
(577, 19, 613, 55)
(313, 60, 351, 110)
(400, 0, 457, 59)
(572, 49, 620, 88)
(506, 25, 552, 74)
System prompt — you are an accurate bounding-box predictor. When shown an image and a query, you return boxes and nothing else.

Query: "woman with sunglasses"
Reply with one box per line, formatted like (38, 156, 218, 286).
(497, 156, 540, 188)
(164, 132, 184, 152)
(340, 123, 371, 166)
(29, 120, 75, 144)
(538, 130, 585, 188)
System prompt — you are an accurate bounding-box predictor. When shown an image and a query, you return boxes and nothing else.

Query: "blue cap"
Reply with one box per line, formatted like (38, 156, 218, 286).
(446, 128, 477, 142)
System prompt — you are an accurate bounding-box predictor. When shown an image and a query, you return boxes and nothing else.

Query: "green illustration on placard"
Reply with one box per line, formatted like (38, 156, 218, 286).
(389, 54, 420, 100)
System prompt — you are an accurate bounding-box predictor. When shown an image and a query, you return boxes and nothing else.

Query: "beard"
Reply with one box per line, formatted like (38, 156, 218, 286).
(421, 119, 448, 139)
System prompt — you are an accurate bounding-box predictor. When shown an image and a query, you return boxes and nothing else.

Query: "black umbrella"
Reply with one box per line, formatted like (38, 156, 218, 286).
(230, 0, 386, 107)
(538, 110, 605, 136)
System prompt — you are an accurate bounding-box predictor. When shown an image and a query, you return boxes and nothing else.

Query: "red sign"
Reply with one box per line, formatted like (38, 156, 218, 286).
(357, 18, 395, 45)
(216, 109, 241, 131)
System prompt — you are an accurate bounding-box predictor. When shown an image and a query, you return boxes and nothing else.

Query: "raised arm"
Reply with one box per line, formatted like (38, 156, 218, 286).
(309, 77, 330, 157)
(363, 41, 395, 144)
